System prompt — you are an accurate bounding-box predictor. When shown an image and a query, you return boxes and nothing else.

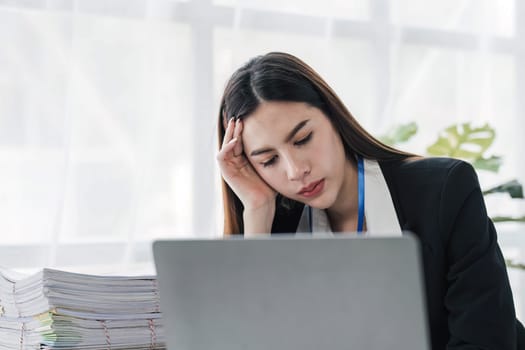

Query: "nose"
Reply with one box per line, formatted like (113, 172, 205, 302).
(283, 153, 310, 181)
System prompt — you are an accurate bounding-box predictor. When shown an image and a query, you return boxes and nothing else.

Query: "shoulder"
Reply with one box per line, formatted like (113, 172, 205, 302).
(379, 156, 479, 193)
(380, 156, 473, 175)
(377, 157, 482, 234)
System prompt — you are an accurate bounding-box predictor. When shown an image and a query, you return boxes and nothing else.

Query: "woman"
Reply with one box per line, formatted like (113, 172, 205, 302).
(216, 52, 525, 349)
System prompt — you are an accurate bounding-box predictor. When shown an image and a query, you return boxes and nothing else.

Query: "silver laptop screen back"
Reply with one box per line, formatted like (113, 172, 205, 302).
(153, 235, 430, 350)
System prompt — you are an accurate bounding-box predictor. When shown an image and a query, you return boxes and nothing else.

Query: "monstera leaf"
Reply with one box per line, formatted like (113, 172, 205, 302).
(472, 155, 504, 173)
(483, 179, 524, 198)
(426, 123, 502, 172)
(379, 122, 418, 146)
(381, 120, 523, 227)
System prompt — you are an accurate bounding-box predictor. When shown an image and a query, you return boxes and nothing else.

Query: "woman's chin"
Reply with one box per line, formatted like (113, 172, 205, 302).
(302, 195, 334, 210)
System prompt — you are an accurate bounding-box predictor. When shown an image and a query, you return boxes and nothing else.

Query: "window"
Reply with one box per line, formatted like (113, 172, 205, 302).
(0, 1, 523, 318)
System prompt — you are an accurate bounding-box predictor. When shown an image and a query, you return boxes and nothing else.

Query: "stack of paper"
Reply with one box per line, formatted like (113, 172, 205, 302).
(0, 268, 165, 349)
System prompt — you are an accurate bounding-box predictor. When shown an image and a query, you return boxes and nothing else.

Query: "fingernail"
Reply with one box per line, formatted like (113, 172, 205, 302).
(229, 137, 238, 144)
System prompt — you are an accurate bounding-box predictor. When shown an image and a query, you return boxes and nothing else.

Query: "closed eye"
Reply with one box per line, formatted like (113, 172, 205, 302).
(262, 156, 278, 168)
(294, 132, 312, 146)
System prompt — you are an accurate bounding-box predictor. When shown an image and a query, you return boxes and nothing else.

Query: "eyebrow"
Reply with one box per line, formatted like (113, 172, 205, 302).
(249, 119, 310, 157)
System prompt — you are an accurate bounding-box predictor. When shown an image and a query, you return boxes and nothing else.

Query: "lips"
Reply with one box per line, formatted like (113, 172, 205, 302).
(298, 179, 325, 198)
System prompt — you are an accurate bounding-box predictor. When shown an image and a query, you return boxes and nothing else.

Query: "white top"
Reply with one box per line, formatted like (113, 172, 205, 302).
(296, 159, 402, 236)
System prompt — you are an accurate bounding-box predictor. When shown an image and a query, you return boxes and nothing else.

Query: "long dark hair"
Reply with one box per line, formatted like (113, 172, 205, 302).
(218, 52, 412, 235)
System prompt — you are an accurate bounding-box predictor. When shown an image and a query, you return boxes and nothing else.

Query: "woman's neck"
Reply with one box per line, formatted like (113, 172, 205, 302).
(325, 159, 360, 232)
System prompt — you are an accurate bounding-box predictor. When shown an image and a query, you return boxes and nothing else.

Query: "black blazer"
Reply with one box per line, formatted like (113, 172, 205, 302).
(271, 157, 525, 350)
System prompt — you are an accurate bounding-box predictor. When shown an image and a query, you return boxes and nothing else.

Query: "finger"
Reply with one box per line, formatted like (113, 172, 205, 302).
(221, 118, 235, 148)
(217, 137, 238, 162)
(233, 119, 244, 157)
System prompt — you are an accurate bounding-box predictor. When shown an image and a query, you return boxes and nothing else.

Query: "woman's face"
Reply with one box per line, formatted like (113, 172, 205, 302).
(242, 101, 353, 209)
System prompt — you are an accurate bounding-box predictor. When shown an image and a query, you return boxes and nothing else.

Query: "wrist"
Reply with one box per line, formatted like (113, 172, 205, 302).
(243, 201, 276, 236)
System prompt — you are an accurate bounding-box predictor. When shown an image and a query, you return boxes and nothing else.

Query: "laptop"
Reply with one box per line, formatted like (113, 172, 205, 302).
(153, 234, 430, 350)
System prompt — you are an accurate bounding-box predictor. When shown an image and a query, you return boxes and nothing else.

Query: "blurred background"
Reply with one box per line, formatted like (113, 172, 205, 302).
(0, 0, 524, 314)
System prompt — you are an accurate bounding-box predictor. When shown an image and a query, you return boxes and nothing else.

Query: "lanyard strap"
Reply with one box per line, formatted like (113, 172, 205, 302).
(308, 156, 365, 233)
(356, 156, 365, 233)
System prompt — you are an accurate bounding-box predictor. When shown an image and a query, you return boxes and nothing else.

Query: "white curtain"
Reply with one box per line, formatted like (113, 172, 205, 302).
(0, 0, 524, 315)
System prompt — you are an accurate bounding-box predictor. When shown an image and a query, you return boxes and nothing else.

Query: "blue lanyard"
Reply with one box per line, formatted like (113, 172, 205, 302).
(356, 156, 365, 233)
(308, 156, 365, 233)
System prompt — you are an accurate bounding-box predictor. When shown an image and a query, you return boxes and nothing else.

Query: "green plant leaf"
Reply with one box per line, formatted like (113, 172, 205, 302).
(505, 259, 525, 270)
(483, 179, 524, 198)
(379, 122, 418, 146)
(426, 123, 495, 160)
(472, 155, 503, 173)
(492, 216, 525, 222)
